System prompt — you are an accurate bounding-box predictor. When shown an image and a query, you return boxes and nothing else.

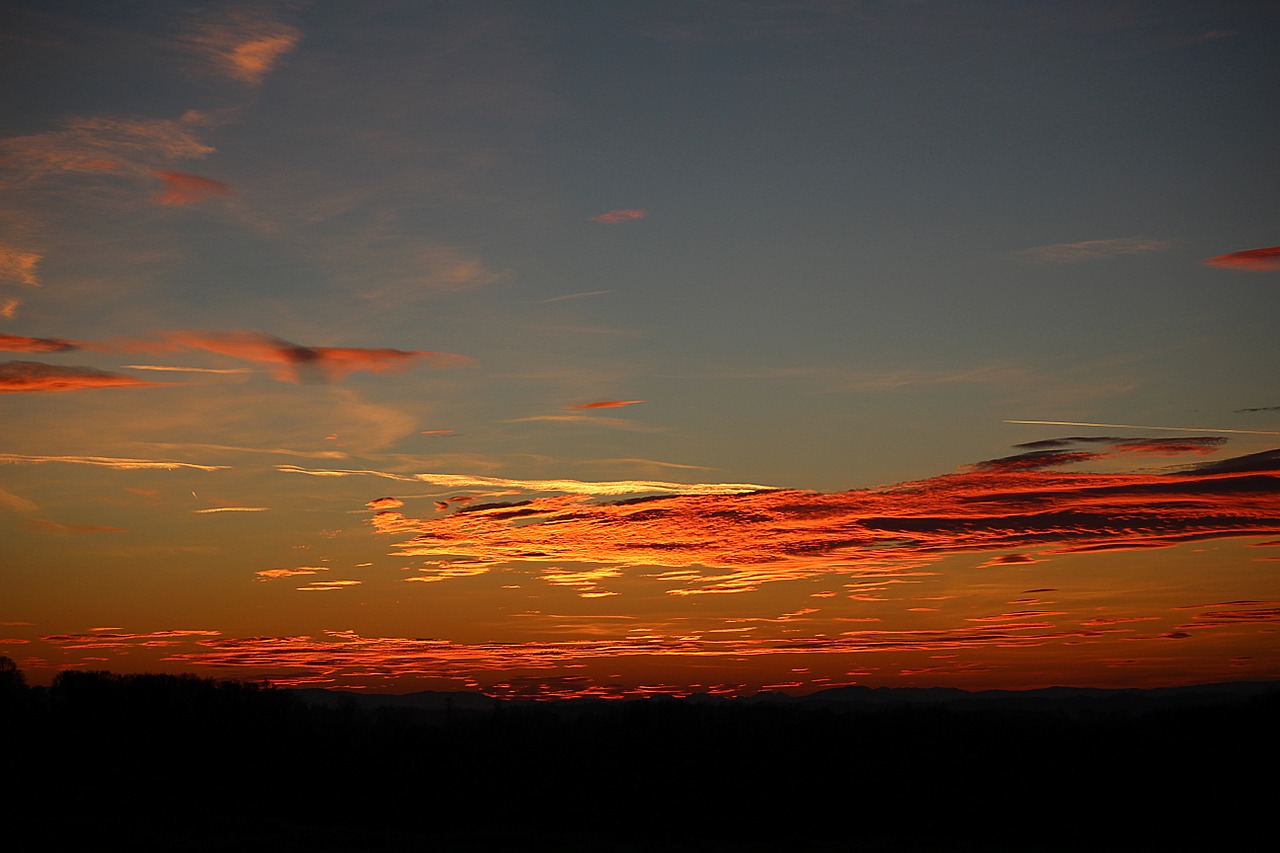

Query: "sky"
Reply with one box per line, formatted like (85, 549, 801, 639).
(1, 0, 1278, 699)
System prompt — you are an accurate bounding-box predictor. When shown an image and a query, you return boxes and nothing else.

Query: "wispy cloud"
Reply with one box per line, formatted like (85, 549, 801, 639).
(0, 298, 20, 319)
(152, 170, 230, 205)
(256, 567, 329, 581)
(0, 334, 79, 353)
(0, 112, 213, 185)
(0, 361, 160, 393)
(154, 601, 1278, 697)
(122, 364, 256, 374)
(297, 580, 362, 592)
(28, 519, 126, 535)
(43, 630, 220, 649)
(590, 209, 647, 224)
(192, 506, 268, 514)
(0, 245, 42, 286)
(0, 486, 38, 515)
(505, 414, 659, 431)
(290, 469, 774, 497)
(355, 245, 504, 303)
(1018, 238, 1169, 263)
(566, 400, 645, 410)
(1203, 246, 1280, 271)
(138, 441, 348, 461)
(183, 7, 301, 86)
(540, 290, 610, 303)
(0, 453, 227, 471)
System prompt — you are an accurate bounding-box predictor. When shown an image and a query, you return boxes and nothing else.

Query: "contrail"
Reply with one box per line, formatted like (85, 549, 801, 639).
(1005, 419, 1280, 436)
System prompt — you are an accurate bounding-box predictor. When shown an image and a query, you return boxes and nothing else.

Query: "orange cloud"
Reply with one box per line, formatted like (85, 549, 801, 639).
(365, 497, 404, 510)
(152, 170, 230, 205)
(256, 567, 329, 581)
(1, 298, 20, 319)
(374, 448, 1280, 595)
(152, 619, 1159, 697)
(0, 361, 159, 393)
(43, 630, 220, 649)
(1203, 246, 1280, 271)
(135, 330, 473, 383)
(185, 8, 301, 86)
(0, 245, 42, 286)
(0, 113, 213, 183)
(567, 400, 645, 409)
(0, 333, 78, 353)
(590, 209, 647, 224)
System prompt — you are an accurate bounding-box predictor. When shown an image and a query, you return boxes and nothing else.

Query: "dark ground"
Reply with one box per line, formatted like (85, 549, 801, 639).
(2, 665, 1276, 852)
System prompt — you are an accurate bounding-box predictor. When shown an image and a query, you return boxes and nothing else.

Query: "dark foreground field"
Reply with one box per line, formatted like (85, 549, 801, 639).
(2, 665, 1276, 852)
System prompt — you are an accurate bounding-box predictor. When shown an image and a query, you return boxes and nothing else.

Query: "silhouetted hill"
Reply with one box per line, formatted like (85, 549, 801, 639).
(3, 661, 1277, 852)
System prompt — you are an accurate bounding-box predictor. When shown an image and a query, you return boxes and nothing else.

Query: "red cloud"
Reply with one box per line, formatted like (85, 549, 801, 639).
(590, 209, 647, 224)
(567, 400, 645, 409)
(136, 330, 473, 383)
(0, 333, 79, 353)
(0, 361, 159, 393)
(152, 170, 230, 205)
(1203, 246, 1280, 271)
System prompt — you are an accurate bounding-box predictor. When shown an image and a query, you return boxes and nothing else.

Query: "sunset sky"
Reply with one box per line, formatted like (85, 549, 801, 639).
(2, 0, 1277, 699)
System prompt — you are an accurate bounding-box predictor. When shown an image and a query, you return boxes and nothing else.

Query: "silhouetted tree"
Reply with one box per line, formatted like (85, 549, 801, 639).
(0, 655, 26, 700)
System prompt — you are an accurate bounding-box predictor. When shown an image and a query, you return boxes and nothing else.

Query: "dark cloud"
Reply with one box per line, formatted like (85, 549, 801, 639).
(1012, 436, 1226, 456)
(1176, 449, 1280, 475)
(972, 450, 1103, 471)
(1236, 406, 1280, 413)
(118, 330, 474, 383)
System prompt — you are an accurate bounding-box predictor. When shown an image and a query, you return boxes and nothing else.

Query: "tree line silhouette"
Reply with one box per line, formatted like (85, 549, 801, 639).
(2, 658, 1275, 851)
